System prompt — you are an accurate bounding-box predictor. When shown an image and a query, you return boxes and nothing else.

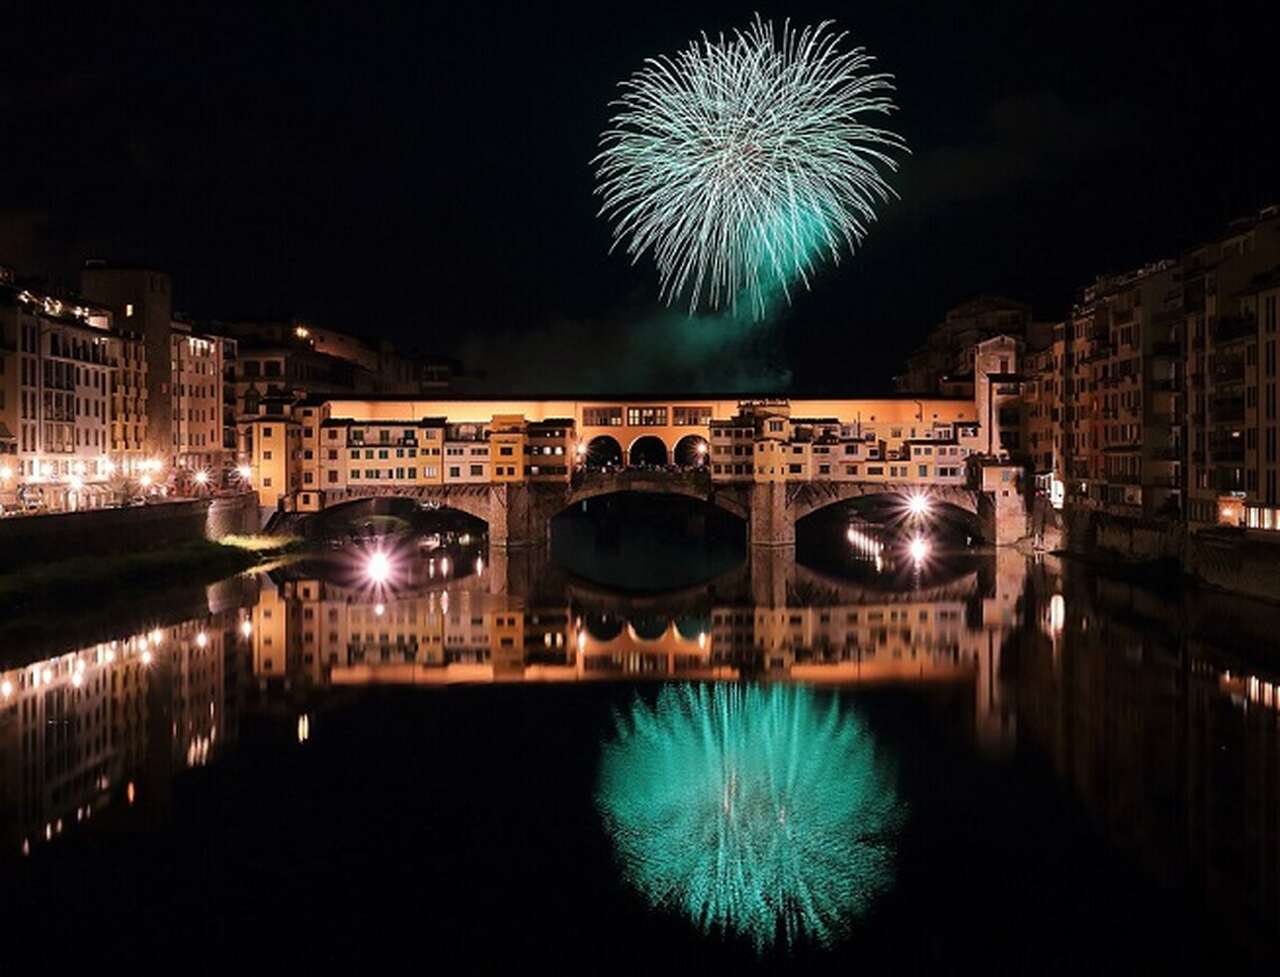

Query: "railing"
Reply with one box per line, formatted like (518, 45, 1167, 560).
(1209, 443, 1245, 463)
(1212, 359, 1246, 383)
(1211, 399, 1246, 422)
(1214, 313, 1256, 343)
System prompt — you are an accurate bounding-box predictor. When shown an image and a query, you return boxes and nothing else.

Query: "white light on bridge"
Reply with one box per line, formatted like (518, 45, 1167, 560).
(366, 550, 393, 585)
(905, 491, 931, 520)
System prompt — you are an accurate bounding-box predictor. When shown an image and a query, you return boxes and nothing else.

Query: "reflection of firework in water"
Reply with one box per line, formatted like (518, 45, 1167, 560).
(597, 684, 903, 951)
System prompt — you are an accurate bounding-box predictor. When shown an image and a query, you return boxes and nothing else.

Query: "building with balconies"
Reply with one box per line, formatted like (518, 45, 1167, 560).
(1183, 205, 1280, 528)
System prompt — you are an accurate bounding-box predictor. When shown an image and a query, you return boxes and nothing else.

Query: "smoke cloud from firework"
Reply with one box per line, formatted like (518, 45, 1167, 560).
(595, 16, 907, 319)
(455, 303, 792, 394)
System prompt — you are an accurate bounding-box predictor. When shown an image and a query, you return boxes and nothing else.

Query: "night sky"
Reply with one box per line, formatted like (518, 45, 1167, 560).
(2, 1, 1277, 393)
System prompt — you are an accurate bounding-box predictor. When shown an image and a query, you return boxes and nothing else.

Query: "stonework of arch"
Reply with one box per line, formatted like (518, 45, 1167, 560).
(316, 484, 496, 525)
(562, 470, 750, 523)
(785, 480, 982, 522)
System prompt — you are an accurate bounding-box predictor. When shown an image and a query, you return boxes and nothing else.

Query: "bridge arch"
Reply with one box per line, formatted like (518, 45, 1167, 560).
(673, 434, 709, 468)
(586, 435, 623, 467)
(787, 481, 982, 524)
(628, 435, 668, 466)
(560, 471, 750, 524)
(305, 486, 496, 534)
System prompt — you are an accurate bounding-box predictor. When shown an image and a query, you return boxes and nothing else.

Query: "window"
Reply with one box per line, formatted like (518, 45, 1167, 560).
(499, 446, 513, 456)
(449, 466, 461, 478)
(470, 464, 484, 476)
(583, 407, 623, 426)
(626, 406, 668, 426)
(673, 406, 713, 425)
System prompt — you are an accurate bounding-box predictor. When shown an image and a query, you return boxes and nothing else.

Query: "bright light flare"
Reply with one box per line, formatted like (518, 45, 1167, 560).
(366, 550, 393, 586)
(905, 492, 931, 519)
(236, 465, 252, 480)
(194, 470, 209, 486)
(908, 536, 930, 564)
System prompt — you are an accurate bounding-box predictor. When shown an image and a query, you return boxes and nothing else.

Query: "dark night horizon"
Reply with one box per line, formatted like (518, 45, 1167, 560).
(1, 0, 1277, 392)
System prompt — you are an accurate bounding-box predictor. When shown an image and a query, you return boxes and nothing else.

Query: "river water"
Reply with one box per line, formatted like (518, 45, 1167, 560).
(3, 502, 1280, 972)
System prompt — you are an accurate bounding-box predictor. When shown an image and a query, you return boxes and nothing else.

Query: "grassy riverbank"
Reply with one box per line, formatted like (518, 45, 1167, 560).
(0, 535, 304, 610)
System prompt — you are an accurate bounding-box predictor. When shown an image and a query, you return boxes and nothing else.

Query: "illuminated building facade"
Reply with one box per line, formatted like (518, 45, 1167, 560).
(171, 320, 236, 476)
(0, 274, 124, 512)
(273, 394, 1009, 515)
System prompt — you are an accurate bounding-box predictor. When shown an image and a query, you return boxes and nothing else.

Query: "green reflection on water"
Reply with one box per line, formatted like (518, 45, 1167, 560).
(597, 684, 904, 951)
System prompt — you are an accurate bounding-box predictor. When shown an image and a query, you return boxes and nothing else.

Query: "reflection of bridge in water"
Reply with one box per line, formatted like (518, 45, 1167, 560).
(242, 546, 1028, 749)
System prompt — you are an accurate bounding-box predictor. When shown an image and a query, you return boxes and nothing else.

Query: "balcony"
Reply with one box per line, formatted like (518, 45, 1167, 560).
(1213, 313, 1256, 344)
(1211, 398, 1246, 422)
(1212, 358, 1246, 384)
(1209, 441, 1245, 463)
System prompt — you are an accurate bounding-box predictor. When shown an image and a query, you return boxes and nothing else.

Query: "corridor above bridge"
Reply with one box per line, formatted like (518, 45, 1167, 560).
(252, 393, 1027, 544)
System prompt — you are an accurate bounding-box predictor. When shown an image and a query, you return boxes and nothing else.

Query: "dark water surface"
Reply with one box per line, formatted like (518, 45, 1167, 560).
(4, 506, 1280, 972)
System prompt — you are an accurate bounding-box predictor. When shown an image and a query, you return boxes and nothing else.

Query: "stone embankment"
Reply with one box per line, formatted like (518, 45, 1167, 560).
(0, 492, 260, 570)
(1030, 502, 1280, 603)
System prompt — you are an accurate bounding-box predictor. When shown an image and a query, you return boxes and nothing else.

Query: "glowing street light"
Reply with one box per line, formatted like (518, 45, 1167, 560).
(194, 470, 209, 486)
(366, 550, 392, 585)
(236, 465, 252, 481)
(240, 619, 253, 638)
(140, 474, 152, 488)
(0, 465, 12, 481)
(905, 491, 931, 520)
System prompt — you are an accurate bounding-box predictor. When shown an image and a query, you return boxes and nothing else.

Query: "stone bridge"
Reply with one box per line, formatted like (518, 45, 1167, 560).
(311, 470, 1024, 547)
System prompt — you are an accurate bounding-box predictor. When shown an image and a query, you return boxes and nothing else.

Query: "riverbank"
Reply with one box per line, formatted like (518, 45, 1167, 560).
(0, 535, 303, 614)
(1042, 507, 1280, 604)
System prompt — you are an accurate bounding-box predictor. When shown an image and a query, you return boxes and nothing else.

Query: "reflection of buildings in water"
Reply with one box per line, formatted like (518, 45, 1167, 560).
(250, 547, 1028, 746)
(1015, 562, 1280, 954)
(0, 614, 243, 858)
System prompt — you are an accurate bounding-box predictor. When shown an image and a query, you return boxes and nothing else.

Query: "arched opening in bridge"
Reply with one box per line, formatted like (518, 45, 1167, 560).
(629, 615, 670, 642)
(305, 495, 488, 541)
(550, 491, 745, 591)
(629, 436, 668, 467)
(793, 493, 985, 589)
(584, 612, 624, 642)
(585, 435, 623, 469)
(673, 435, 709, 468)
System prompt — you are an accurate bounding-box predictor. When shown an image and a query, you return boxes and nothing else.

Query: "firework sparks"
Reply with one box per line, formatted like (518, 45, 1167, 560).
(595, 17, 907, 319)
(597, 683, 904, 951)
